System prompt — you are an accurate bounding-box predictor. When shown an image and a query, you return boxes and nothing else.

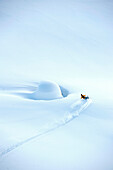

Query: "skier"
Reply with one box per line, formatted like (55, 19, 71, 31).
(81, 94, 89, 99)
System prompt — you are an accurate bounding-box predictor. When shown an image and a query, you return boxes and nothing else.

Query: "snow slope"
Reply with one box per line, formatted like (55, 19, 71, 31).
(0, 0, 113, 170)
(0, 87, 91, 157)
(0, 82, 113, 170)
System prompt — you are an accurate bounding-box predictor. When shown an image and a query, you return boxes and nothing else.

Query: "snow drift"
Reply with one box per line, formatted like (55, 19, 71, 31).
(31, 81, 63, 100)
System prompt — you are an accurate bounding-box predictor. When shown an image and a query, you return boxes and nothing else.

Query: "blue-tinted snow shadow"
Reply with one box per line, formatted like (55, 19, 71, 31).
(11, 85, 70, 101)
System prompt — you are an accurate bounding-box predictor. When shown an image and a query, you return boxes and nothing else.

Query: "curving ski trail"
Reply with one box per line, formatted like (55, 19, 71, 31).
(0, 99, 92, 157)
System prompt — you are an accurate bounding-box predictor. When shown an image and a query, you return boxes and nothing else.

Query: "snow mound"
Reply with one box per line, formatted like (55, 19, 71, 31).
(31, 81, 63, 100)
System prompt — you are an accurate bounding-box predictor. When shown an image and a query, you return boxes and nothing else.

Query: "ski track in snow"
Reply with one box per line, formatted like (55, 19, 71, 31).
(0, 99, 92, 158)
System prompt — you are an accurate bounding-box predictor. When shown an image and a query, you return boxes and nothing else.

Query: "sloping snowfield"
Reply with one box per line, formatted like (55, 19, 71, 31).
(0, 81, 113, 170)
(0, 82, 91, 157)
(0, 0, 113, 170)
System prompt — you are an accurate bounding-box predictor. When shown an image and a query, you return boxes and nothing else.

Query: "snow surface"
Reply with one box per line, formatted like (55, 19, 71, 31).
(0, 0, 113, 170)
